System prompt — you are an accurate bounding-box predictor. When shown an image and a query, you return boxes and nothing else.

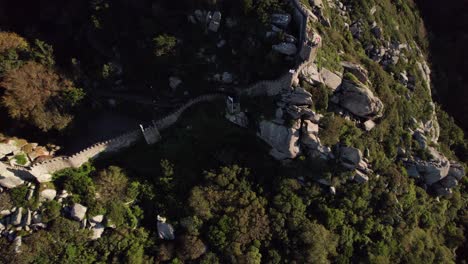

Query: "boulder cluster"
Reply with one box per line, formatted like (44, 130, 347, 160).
(257, 86, 332, 160)
(0, 137, 59, 189)
(0, 184, 107, 252)
(301, 61, 384, 123)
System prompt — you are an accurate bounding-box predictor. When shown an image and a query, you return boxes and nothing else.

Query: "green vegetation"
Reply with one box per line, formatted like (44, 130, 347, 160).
(13, 153, 28, 165)
(152, 34, 177, 57)
(0, 0, 466, 263)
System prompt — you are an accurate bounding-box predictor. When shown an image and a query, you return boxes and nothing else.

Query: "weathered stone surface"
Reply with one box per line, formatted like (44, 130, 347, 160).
(282, 87, 313, 106)
(12, 207, 23, 225)
(225, 112, 248, 128)
(272, 42, 297, 55)
(341, 61, 369, 84)
(333, 80, 384, 119)
(406, 147, 451, 185)
(258, 120, 301, 160)
(320, 68, 342, 90)
(301, 63, 323, 84)
(40, 189, 57, 201)
(22, 209, 32, 226)
(439, 176, 458, 189)
(208, 11, 222, 32)
(157, 222, 175, 240)
(310, 0, 324, 8)
(27, 146, 49, 161)
(70, 204, 87, 221)
(353, 170, 369, 183)
(448, 162, 464, 180)
(406, 164, 420, 178)
(0, 163, 24, 189)
(91, 223, 105, 240)
(169, 77, 182, 90)
(0, 143, 18, 158)
(363, 120, 376, 131)
(433, 183, 452, 197)
(340, 147, 363, 170)
(271, 13, 291, 28)
(14, 236, 22, 253)
(90, 215, 104, 224)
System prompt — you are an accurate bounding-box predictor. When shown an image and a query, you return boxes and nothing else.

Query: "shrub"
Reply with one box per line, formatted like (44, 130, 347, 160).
(153, 34, 177, 57)
(13, 153, 28, 165)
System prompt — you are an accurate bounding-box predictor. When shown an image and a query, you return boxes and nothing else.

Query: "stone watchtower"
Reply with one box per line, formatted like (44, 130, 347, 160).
(140, 121, 161, 145)
(226, 96, 240, 114)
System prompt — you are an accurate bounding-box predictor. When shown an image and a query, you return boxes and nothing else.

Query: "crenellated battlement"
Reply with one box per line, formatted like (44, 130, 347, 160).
(0, 0, 314, 184)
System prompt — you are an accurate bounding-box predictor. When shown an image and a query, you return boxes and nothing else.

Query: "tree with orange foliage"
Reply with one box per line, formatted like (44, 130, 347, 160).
(0, 61, 83, 131)
(0, 32, 28, 53)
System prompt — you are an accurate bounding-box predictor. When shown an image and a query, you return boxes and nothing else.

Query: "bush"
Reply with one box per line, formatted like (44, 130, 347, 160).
(153, 34, 177, 57)
(9, 185, 28, 208)
(13, 153, 28, 165)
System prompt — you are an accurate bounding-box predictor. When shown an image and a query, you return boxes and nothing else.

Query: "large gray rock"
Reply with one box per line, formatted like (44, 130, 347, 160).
(90, 215, 104, 224)
(70, 203, 87, 221)
(340, 147, 367, 171)
(22, 209, 32, 226)
(333, 80, 384, 119)
(40, 189, 57, 201)
(157, 222, 175, 240)
(341, 62, 369, 84)
(91, 223, 105, 240)
(282, 87, 313, 106)
(12, 207, 23, 225)
(439, 176, 458, 189)
(301, 63, 323, 84)
(271, 13, 291, 28)
(310, 0, 324, 8)
(0, 143, 18, 158)
(301, 120, 320, 148)
(406, 147, 451, 185)
(448, 162, 465, 180)
(258, 120, 301, 160)
(353, 170, 369, 183)
(272, 42, 297, 56)
(320, 68, 342, 90)
(363, 120, 376, 131)
(0, 164, 24, 189)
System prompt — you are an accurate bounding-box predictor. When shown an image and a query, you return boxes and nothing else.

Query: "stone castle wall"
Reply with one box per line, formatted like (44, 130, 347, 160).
(1, 1, 314, 184)
(242, 0, 317, 97)
(6, 94, 223, 182)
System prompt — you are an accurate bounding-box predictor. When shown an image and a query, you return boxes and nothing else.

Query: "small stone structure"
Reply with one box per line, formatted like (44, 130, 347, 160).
(0, 95, 225, 183)
(140, 123, 161, 145)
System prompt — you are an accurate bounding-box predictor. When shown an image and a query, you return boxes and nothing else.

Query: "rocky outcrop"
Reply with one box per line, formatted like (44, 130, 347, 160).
(331, 80, 384, 119)
(258, 120, 301, 160)
(353, 170, 369, 183)
(339, 146, 370, 172)
(281, 87, 313, 106)
(39, 189, 57, 201)
(403, 147, 465, 195)
(91, 223, 105, 240)
(0, 163, 25, 189)
(320, 68, 342, 90)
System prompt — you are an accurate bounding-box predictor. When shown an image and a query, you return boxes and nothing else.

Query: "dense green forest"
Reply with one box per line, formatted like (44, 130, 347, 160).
(0, 0, 467, 263)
